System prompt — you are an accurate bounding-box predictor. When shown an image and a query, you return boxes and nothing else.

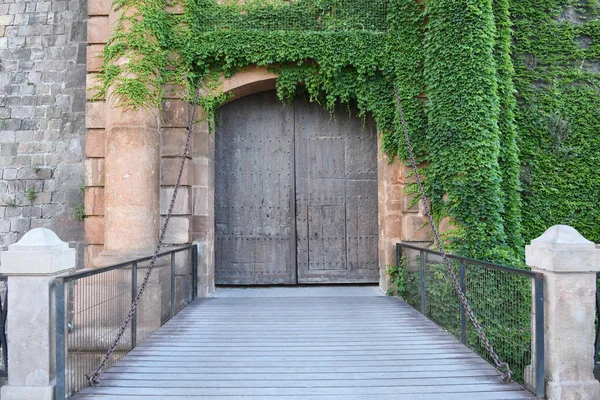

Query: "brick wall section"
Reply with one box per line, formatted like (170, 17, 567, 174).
(0, 0, 87, 261)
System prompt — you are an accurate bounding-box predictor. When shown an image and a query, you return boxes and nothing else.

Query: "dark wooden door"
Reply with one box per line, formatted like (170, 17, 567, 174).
(214, 91, 296, 284)
(294, 100, 379, 283)
(215, 91, 378, 285)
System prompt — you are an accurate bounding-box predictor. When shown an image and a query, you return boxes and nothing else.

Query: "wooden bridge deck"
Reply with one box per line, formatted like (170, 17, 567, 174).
(74, 287, 535, 400)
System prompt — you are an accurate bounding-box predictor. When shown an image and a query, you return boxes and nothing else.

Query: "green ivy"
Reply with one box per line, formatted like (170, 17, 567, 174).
(510, 0, 600, 244)
(97, 0, 599, 263)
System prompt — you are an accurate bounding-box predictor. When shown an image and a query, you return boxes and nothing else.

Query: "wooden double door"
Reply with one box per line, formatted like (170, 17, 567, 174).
(215, 91, 378, 285)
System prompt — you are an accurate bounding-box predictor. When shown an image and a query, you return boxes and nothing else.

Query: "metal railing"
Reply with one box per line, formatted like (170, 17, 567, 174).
(55, 245, 198, 399)
(0, 276, 7, 378)
(396, 243, 545, 397)
(595, 272, 600, 380)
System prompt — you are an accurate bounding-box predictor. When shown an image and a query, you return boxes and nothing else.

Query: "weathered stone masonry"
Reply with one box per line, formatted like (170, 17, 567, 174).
(0, 0, 87, 261)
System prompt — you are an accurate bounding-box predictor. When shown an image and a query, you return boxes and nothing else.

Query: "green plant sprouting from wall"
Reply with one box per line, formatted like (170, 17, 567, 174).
(73, 203, 87, 221)
(26, 188, 36, 202)
(96, 0, 600, 262)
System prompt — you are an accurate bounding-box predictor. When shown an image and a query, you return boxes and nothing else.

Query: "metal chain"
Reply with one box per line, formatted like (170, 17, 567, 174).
(87, 81, 203, 387)
(393, 87, 513, 383)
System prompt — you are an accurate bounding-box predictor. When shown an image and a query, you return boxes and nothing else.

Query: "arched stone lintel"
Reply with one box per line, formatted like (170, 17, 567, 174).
(216, 65, 278, 104)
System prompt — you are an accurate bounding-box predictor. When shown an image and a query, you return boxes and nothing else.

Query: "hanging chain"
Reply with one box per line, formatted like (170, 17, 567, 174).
(393, 87, 513, 383)
(87, 81, 203, 387)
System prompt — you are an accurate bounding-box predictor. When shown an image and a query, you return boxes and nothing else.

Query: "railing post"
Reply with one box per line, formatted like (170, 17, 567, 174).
(170, 252, 176, 317)
(0, 278, 8, 377)
(534, 275, 545, 398)
(396, 243, 401, 268)
(0, 228, 75, 400)
(55, 278, 66, 400)
(419, 250, 426, 314)
(131, 262, 137, 349)
(192, 244, 198, 300)
(459, 260, 467, 345)
(595, 272, 600, 379)
(525, 225, 600, 399)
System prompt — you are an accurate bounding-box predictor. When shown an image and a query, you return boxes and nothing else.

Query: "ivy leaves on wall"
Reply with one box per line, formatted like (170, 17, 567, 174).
(99, 0, 599, 264)
(510, 0, 600, 244)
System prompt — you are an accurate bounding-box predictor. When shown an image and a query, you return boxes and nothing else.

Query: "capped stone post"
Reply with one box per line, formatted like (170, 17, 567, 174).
(0, 228, 75, 400)
(526, 225, 600, 400)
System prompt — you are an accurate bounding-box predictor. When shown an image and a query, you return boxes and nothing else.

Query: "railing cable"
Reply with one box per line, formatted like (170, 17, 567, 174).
(393, 86, 513, 383)
(86, 81, 203, 387)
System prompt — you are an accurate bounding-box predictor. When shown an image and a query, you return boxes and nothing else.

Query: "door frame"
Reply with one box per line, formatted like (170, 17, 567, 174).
(189, 65, 433, 296)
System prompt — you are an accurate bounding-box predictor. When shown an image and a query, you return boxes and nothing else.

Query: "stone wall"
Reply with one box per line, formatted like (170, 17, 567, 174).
(0, 0, 87, 261)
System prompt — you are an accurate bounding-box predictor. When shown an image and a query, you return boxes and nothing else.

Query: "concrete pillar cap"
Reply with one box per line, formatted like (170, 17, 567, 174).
(8, 228, 69, 252)
(531, 225, 595, 250)
(0, 228, 75, 275)
(526, 225, 600, 273)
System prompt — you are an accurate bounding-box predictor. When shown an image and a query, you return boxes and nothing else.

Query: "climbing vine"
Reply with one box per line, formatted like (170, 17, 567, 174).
(96, 0, 599, 262)
(510, 0, 600, 244)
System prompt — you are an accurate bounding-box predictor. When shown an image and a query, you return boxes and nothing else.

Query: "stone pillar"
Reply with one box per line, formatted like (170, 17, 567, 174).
(190, 114, 215, 297)
(0, 228, 75, 400)
(525, 225, 600, 400)
(92, 9, 161, 267)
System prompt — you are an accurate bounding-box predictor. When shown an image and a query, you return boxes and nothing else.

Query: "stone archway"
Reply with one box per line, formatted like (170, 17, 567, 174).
(83, 65, 431, 296)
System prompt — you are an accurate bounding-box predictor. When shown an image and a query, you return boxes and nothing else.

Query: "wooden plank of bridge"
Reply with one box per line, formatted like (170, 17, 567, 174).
(74, 287, 535, 400)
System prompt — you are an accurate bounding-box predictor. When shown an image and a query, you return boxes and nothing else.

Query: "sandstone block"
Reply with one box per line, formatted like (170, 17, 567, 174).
(86, 101, 105, 129)
(105, 97, 160, 129)
(401, 214, 431, 242)
(162, 85, 186, 99)
(84, 187, 104, 216)
(86, 73, 103, 100)
(162, 101, 189, 128)
(161, 157, 190, 186)
(191, 120, 212, 157)
(382, 213, 403, 240)
(84, 158, 105, 187)
(160, 128, 187, 157)
(88, 0, 110, 15)
(192, 158, 210, 186)
(191, 215, 212, 241)
(84, 244, 103, 267)
(87, 17, 109, 44)
(84, 216, 104, 244)
(85, 129, 105, 157)
(86, 44, 104, 72)
(160, 187, 190, 215)
(192, 187, 209, 216)
(161, 216, 190, 244)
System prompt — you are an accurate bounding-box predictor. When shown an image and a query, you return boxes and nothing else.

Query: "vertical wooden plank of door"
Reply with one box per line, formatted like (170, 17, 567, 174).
(344, 114, 379, 281)
(296, 100, 347, 283)
(215, 91, 295, 285)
